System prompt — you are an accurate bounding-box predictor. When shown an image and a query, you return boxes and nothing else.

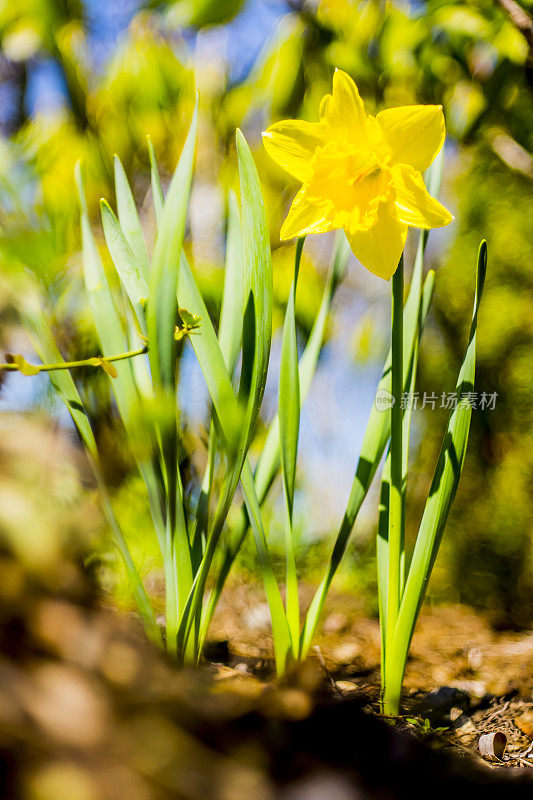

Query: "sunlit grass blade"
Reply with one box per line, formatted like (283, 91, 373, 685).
(377, 270, 435, 673)
(147, 135, 164, 227)
(147, 101, 198, 653)
(178, 254, 241, 446)
(241, 463, 293, 673)
(148, 102, 198, 394)
(236, 128, 272, 447)
(219, 190, 244, 376)
(300, 224, 435, 659)
(100, 198, 148, 332)
(176, 254, 292, 670)
(192, 191, 244, 568)
(383, 241, 487, 714)
(198, 232, 349, 648)
(279, 237, 303, 652)
(20, 298, 161, 646)
(113, 155, 150, 280)
(74, 162, 138, 427)
(76, 162, 168, 563)
(175, 131, 291, 667)
(279, 237, 303, 522)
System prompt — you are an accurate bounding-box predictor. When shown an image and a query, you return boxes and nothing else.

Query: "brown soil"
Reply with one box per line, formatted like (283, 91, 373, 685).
(0, 555, 531, 799)
(208, 581, 533, 770)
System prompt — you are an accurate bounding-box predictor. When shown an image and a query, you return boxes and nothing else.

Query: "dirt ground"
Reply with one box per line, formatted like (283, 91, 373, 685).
(208, 581, 533, 770)
(0, 553, 532, 800)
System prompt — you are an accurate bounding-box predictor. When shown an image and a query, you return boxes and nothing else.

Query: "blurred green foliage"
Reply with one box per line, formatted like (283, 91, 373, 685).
(1, 0, 532, 624)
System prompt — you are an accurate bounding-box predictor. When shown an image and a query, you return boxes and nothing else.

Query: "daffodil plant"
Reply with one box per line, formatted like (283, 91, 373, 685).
(17, 109, 350, 672)
(16, 73, 486, 707)
(264, 70, 486, 713)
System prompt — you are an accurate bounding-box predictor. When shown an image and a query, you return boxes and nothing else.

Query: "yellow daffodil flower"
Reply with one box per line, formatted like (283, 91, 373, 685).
(262, 70, 453, 280)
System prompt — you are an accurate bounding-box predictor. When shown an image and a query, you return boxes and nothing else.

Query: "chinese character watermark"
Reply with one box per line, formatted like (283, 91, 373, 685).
(375, 390, 498, 412)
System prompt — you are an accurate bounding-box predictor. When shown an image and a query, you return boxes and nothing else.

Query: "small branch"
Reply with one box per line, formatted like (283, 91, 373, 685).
(489, 128, 533, 178)
(496, 0, 533, 47)
(0, 345, 148, 376)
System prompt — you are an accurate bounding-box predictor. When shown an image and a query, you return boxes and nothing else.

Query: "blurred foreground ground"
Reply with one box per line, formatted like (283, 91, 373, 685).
(0, 415, 532, 800)
(1, 541, 532, 800)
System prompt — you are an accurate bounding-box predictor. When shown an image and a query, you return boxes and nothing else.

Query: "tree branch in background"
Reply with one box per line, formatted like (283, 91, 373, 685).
(496, 0, 533, 47)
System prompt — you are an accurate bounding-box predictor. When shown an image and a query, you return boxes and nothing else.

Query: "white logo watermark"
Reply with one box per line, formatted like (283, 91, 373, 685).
(374, 389, 395, 411)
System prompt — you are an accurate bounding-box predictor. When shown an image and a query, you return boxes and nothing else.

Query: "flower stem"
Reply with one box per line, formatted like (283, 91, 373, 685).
(384, 257, 404, 715)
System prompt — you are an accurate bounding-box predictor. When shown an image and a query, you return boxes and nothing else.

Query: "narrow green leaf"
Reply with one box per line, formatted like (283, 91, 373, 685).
(113, 155, 150, 280)
(279, 238, 303, 652)
(218, 190, 244, 376)
(181, 129, 274, 658)
(20, 299, 161, 646)
(191, 192, 244, 568)
(300, 223, 436, 658)
(198, 233, 349, 649)
(393, 241, 487, 665)
(74, 162, 138, 427)
(176, 249, 292, 670)
(241, 462, 294, 673)
(148, 103, 198, 393)
(254, 231, 348, 500)
(377, 269, 435, 670)
(236, 128, 272, 448)
(171, 131, 272, 660)
(100, 198, 148, 331)
(75, 162, 167, 638)
(279, 238, 302, 520)
(147, 135, 165, 228)
(147, 104, 198, 653)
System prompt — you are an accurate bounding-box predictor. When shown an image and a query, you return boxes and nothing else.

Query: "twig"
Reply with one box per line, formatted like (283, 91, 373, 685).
(0, 345, 148, 375)
(313, 644, 344, 698)
(496, 0, 533, 47)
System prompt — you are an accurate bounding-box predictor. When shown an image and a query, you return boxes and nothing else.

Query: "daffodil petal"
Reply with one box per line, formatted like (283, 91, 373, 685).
(392, 164, 453, 229)
(262, 120, 325, 182)
(323, 69, 368, 137)
(377, 104, 445, 172)
(280, 186, 333, 240)
(346, 202, 407, 280)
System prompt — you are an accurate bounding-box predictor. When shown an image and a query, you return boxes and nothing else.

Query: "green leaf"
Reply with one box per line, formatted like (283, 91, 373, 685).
(279, 238, 302, 519)
(198, 232, 349, 650)
(113, 155, 150, 280)
(74, 162, 138, 426)
(279, 237, 303, 652)
(218, 190, 244, 376)
(393, 241, 487, 665)
(74, 162, 166, 636)
(176, 247, 292, 671)
(146, 103, 198, 652)
(100, 197, 149, 331)
(180, 129, 274, 660)
(178, 255, 242, 448)
(299, 223, 437, 658)
(236, 128, 272, 449)
(148, 103, 198, 393)
(377, 269, 435, 668)
(20, 298, 161, 646)
(147, 135, 165, 228)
